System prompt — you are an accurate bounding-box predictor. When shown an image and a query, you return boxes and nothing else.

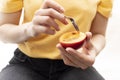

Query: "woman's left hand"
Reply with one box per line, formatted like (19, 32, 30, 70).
(56, 32, 97, 69)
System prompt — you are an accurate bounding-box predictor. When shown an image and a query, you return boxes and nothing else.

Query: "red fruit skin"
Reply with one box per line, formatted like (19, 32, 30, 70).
(60, 38, 86, 49)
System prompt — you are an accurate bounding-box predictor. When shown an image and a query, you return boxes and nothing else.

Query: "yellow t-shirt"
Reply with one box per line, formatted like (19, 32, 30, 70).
(0, 0, 113, 59)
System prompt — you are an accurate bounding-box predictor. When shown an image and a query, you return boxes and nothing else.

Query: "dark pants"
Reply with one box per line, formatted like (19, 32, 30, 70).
(0, 48, 105, 80)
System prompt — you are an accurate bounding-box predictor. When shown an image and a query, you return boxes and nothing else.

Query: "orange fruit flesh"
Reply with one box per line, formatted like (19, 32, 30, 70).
(60, 31, 86, 43)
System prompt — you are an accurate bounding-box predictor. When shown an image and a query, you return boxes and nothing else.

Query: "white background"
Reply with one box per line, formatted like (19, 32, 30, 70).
(0, 0, 120, 80)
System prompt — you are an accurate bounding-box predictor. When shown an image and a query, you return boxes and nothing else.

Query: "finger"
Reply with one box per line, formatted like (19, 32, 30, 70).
(66, 47, 94, 66)
(85, 32, 92, 42)
(57, 44, 89, 69)
(56, 43, 67, 53)
(66, 48, 89, 69)
(56, 44, 77, 67)
(82, 32, 93, 50)
(32, 25, 56, 35)
(35, 9, 68, 25)
(41, 0, 65, 13)
(60, 51, 78, 67)
(33, 15, 60, 31)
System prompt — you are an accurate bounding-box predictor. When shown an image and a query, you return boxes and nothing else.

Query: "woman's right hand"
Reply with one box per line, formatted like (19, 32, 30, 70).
(27, 0, 68, 37)
(0, 0, 68, 43)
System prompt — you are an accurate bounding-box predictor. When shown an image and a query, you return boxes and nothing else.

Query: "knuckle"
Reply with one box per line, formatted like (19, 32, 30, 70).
(34, 10, 39, 15)
(48, 8, 54, 14)
(44, 0, 50, 5)
(88, 58, 95, 66)
(81, 66, 88, 70)
(34, 9, 43, 15)
(44, 0, 51, 6)
(90, 58, 95, 65)
(45, 16, 51, 22)
(64, 61, 68, 65)
(32, 16, 38, 24)
(63, 60, 69, 65)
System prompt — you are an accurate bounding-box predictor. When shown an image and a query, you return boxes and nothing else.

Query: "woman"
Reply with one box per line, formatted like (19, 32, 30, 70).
(0, 0, 113, 80)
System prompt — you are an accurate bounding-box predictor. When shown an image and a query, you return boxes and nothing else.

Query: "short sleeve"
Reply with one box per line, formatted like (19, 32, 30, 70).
(97, 0, 113, 18)
(0, 0, 23, 13)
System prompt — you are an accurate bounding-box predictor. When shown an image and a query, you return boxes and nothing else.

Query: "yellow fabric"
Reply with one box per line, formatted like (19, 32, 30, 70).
(0, 0, 113, 59)
(97, 0, 113, 17)
(0, 0, 23, 13)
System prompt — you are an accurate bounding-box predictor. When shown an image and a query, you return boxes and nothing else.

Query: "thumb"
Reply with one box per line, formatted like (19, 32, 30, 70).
(86, 32, 92, 42)
(83, 32, 93, 49)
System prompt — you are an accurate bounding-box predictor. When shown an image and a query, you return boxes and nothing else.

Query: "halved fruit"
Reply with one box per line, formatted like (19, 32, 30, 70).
(59, 31, 86, 49)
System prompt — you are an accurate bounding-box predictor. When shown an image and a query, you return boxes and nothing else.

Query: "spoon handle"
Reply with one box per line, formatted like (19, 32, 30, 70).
(65, 16, 80, 32)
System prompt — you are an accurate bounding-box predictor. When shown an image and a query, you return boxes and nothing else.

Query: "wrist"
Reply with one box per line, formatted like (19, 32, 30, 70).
(23, 22, 36, 38)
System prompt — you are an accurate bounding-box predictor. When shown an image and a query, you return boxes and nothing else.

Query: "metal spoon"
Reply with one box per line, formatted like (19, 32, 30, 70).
(65, 16, 80, 32)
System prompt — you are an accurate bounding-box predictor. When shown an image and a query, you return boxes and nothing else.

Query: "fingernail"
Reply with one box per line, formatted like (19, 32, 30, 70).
(64, 17, 68, 24)
(64, 19, 68, 24)
(60, 7, 65, 13)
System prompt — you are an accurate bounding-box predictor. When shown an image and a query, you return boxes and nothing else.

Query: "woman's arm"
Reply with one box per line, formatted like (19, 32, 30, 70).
(0, 10, 36, 43)
(0, 0, 67, 43)
(0, 10, 26, 43)
(90, 12, 108, 56)
(57, 12, 109, 69)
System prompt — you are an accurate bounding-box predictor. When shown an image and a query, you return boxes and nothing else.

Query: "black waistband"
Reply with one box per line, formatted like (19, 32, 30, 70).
(13, 48, 71, 69)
